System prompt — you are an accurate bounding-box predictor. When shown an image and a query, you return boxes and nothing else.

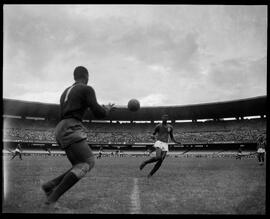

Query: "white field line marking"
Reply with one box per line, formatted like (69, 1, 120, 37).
(130, 178, 141, 214)
(3, 157, 9, 200)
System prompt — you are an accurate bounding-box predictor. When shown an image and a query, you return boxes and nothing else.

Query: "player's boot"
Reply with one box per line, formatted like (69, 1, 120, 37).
(139, 161, 146, 170)
(41, 182, 54, 197)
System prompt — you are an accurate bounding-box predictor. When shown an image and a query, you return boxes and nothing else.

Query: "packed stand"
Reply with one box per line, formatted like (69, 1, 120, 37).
(3, 117, 266, 144)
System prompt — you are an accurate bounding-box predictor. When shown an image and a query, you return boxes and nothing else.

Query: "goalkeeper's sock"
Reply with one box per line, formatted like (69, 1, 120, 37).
(42, 168, 72, 196)
(46, 171, 80, 204)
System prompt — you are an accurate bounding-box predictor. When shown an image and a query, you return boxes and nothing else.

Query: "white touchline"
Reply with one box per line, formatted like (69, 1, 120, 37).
(130, 178, 141, 214)
(3, 155, 9, 200)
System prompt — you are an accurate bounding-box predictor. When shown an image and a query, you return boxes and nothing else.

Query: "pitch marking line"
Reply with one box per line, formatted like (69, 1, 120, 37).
(130, 178, 141, 214)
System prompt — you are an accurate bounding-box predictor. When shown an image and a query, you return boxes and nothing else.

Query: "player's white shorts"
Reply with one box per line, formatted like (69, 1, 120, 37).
(154, 140, 169, 152)
(257, 148, 265, 153)
(14, 149, 21, 153)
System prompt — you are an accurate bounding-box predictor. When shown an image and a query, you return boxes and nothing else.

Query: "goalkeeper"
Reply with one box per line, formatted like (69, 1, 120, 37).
(41, 66, 114, 209)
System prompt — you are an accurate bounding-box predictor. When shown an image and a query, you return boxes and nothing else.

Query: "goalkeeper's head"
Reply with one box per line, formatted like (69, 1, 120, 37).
(74, 66, 89, 85)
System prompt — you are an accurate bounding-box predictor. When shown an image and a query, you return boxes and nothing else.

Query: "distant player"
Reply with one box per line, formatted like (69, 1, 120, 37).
(257, 135, 266, 165)
(139, 114, 181, 177)
(119, 150, 124, 157)
(236, 144, 244, 160)
(41, 66, 115, 209)
(97, 147, 103, 159)
(10, 143, 23, 160)
(43, 145, 52, 155)
(46, 147, 52, 156)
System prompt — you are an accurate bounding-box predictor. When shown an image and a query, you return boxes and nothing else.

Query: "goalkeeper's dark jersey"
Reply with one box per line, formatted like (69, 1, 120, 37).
(59, 82, 107, 121)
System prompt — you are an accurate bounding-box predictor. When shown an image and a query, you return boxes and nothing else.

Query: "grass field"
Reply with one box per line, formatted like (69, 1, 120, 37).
(3, 154, 266, 214)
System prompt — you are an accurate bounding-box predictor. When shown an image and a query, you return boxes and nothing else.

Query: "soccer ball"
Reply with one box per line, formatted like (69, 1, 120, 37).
(127, 99, 140, 112)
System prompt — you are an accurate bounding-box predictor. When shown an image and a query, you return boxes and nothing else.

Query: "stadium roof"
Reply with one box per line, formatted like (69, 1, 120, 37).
(3, 96, 267, 121)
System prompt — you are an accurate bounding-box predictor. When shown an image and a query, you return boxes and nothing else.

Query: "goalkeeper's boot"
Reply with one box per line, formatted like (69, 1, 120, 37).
(41, 181, 54, 197)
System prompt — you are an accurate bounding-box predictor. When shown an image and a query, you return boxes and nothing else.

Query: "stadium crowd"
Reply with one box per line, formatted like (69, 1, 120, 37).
(3, 118, 266, 144)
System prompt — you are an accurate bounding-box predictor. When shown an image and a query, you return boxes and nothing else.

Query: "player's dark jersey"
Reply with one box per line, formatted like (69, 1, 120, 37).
(60, 82, 107, 121)
(257, 140, 266, 150)
(154, 123, 173, 143)
(16, 144, 22, 150)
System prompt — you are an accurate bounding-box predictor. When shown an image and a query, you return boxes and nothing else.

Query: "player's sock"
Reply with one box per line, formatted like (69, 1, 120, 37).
(148, 159, 163, 177)
(42, 169, 72, 196)
(45, 171, 80, 204)
(144, 157, 160, 165)
(139, 161, 146, 170)
(140, 157, 160, 170)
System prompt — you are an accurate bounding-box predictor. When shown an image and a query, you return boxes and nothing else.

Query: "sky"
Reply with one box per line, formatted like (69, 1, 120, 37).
(3, 5, 267, 107)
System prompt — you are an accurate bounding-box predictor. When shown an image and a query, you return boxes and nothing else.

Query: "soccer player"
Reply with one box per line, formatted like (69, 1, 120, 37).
(41, 66, 114, 209)
(119, 149, 124, 157)
(10, 143, 23, 160)
(43, 144, 52, 155)
(46, 147, 52, 156)
(257, 135, 266, 165)
(236, 144, 244, 160)
(97, 147, 103, 159)
(139, 114, 181, 177)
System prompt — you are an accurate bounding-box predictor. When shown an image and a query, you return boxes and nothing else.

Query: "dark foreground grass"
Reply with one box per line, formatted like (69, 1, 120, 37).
(3, 154, 266, 214)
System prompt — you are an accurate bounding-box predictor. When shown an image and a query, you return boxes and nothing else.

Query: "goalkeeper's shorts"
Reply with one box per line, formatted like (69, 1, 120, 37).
(55, 118, 88, 149)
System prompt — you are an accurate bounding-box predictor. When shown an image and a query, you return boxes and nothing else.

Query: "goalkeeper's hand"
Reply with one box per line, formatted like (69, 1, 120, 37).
(103, 103, 116, 115)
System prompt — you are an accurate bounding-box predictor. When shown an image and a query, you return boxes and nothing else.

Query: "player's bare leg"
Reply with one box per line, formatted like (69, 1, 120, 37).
(10, 153, 16, 160)
(139, 148, 163, 170)
(260, 154, 263, 165)
(262, 153, 265, 164)
(258, 153, 264, 165)
(258, 153, 262, 165)
(10, 152, 19, 160)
